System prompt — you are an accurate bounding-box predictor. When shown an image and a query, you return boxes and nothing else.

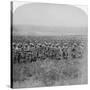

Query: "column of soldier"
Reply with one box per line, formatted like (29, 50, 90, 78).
(12, 38, 84, 63)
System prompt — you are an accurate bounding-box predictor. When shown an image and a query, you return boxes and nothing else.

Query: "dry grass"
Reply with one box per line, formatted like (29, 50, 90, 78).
(12, 57, 85, 88)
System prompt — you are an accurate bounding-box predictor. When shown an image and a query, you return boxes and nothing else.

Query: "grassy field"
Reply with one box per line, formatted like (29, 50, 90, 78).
(12, 35, 88, 88)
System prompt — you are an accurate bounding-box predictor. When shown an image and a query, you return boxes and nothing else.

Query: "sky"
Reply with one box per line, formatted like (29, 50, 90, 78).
(13, 2, 88, 36)
(13, 2, 88, 14)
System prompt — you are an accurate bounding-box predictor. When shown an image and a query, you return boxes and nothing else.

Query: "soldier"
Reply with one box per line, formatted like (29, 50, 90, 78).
(62, 42, 69, 60)
(71, 42, 83, 59)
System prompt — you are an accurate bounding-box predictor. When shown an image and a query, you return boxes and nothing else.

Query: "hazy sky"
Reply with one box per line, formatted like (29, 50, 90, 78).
(13, 2, 88, 14)
(13, 3, 88, 27)
(13, 3, 88, 36)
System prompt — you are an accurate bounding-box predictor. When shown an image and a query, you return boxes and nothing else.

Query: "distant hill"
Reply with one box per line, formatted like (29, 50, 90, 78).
(13, 25, 88, 36)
